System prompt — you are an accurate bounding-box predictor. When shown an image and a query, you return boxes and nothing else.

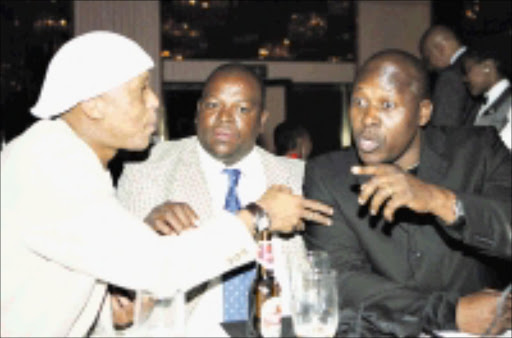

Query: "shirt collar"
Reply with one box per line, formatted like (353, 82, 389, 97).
(450, 46, 467, 65)
(196, 141, 259, 177)
(483, 79, 510, 104)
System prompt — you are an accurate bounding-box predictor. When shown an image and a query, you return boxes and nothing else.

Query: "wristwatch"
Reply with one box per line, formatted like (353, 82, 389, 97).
(452, 197, 466, 228)
(245, 202, 270, 232)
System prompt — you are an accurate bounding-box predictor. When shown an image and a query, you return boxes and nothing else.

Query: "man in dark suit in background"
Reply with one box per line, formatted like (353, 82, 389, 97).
(304, 49, 511, 337)
(463, 47, 511, 149)
(420, 25, 476, 126)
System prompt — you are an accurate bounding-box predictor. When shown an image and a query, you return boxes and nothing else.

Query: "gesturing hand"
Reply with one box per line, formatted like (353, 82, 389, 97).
(256, 184, 333, 233)
(144, 201, 199, 236)
(351, 164, 455, 223)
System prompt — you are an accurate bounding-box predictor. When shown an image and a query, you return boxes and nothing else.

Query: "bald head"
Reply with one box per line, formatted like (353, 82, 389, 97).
(355, 49, 430, 101)
(420, 25, 463, 70)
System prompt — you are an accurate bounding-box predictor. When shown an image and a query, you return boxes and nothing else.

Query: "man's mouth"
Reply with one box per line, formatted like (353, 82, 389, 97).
(357, 133, 381, 153)
(214, 129, 235, 142)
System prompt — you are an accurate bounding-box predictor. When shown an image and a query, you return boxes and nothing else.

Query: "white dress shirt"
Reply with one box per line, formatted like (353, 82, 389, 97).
(476, 79, 511, 118)
(195, 144, 267, 325)
(450, 46, 467, 65)
(1, 120, 257, 337)
(500, 109, 512, 150)
(198, 142, 267, 212)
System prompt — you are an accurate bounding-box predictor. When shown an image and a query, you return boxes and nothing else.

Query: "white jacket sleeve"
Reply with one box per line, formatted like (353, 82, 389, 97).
(21, 195, 256, 297)
(3, 138, 256, 298)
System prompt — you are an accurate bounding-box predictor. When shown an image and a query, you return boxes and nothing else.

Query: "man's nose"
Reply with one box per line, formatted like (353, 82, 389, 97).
(218, 104, 235, 121)
(361, 105, 379, 126)
(148, 88, 160, 110)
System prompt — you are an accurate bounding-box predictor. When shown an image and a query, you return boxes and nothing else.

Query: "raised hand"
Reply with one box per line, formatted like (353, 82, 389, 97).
(256, 184, 333, 233)
(144, 201, 199, 236)
(351, 164, 456, 223)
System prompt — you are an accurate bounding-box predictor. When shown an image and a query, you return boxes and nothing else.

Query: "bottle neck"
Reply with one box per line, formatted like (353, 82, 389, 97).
(256, 230, 274, 275)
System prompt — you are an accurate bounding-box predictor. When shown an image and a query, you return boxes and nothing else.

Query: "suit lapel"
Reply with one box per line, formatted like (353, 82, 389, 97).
(165, 138, 214, 220)
(482, 87, 511, 116)
(258, 148, 302, 194)
(477, 88, 511, 131)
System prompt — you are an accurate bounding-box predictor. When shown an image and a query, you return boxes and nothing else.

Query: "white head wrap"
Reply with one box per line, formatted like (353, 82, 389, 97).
(31, 30, 154, 119)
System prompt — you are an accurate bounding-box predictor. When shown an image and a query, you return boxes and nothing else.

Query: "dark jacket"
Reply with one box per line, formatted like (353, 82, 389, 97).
(303, 126, 511, 336)
(430, 51, 477, 127)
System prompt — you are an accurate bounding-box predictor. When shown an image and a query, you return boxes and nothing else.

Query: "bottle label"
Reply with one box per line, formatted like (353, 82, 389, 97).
(260, 296, 282, 338)
(257, 240, 274, 270)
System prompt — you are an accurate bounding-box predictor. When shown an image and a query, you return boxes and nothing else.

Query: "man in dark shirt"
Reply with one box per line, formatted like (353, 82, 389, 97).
(304, 49, 511, 336)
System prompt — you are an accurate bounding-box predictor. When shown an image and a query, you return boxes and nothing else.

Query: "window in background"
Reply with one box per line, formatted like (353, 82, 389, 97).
(286, 83, 351, 157)
(1, 0, 72, 142)
(160, 0, 356, 62)
(163, 83, 202, 140)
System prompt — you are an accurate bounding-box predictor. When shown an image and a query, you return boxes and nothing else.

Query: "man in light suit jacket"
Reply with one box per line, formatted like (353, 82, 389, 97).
(2, 31, 326, 337)
(463, 47, 511, 149)
(420, 25, 477, 127)
(117, 64, 330, 335)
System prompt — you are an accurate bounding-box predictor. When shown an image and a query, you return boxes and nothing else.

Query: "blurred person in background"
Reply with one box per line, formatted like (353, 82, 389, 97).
(420, 25, 477, 127)
(273, 121, 313, 159)
(463, 46, 511, 149)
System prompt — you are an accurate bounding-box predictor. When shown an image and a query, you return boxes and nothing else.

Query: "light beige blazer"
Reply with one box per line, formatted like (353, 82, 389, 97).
(117, 136, 307, 331)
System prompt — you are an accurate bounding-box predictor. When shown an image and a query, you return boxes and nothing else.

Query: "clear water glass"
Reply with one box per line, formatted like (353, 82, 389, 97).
(122, 289, 186, 337)
(292, 269, 339, 338)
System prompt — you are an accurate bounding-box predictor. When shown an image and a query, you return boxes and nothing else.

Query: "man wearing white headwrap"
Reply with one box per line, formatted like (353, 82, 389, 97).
(0, 31, 333, 337)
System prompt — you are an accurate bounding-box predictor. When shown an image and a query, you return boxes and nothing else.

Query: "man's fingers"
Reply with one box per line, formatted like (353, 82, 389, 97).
(383, 197, 403, 222)
(111, 295, 134, 327)
(183, 206, 199, 226)
(171, 206, 198, 230)
(351, 165, 378, 176)
(300, 208, 332, 226)
(369, 186, 392, 216)
(163, 212, 186, 234)
(294, 220, 305, 232)
(302, 198, 334, 216)
(115, 294, 131, 307)
(154, 219, 175, 235)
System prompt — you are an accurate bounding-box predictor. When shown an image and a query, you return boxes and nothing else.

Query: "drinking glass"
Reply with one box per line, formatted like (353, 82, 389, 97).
(288, 250, 331, 311)
(123, 289, 186, 337)
(306, 250, 331, 272)
(291, 269, 339, 338)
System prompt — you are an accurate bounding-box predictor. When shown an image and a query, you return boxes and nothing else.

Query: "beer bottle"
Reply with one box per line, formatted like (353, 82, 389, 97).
(246, 203, 282, 338)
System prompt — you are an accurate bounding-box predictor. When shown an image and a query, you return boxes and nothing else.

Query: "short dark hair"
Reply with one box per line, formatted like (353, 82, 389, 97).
(355, 49, 431, 100)
(462, 45, 511, 79)
(202, 63, 266, 110)
(419, 25, 462, 56)
(273, 121, 309, 156)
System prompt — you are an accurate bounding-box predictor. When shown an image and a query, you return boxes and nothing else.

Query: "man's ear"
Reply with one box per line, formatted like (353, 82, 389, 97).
(80, 97, 105, 120)
(419, 99, 433, 127)
(482, 59, 496, 73)
(259, 110, 269, 133)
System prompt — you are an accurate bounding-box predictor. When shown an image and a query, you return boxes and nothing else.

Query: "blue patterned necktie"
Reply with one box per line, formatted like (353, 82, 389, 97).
(222, 168, 256, 322)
